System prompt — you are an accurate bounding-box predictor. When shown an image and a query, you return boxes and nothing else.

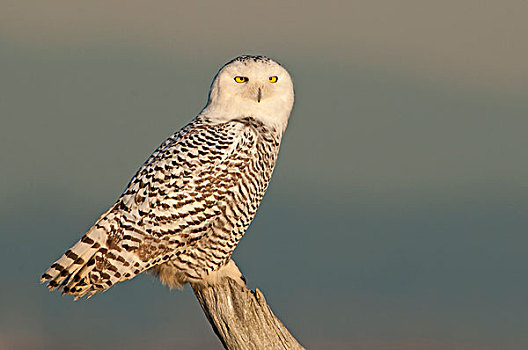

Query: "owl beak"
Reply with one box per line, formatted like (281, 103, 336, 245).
(257, 87, 262, 103)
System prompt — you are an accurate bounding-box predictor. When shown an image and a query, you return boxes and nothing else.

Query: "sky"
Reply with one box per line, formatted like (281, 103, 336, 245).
(1, 1, 527, 349)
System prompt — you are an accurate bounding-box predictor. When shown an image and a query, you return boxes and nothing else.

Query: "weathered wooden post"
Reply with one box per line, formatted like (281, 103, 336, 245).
(191, 260, 305, 350)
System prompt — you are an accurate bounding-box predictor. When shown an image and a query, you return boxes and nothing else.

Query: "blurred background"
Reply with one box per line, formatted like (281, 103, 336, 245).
(1, 1, 527, 349)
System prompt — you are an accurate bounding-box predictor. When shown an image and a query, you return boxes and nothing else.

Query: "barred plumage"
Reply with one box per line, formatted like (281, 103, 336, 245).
(41, 55, 294, 299)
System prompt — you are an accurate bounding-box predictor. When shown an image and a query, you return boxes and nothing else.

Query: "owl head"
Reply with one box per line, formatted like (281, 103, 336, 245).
(203, 55, 294, 131)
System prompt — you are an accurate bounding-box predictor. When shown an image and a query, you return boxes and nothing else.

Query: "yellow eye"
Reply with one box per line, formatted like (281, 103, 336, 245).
(268, 76, 278, 83)
(234, 76, 248, 83)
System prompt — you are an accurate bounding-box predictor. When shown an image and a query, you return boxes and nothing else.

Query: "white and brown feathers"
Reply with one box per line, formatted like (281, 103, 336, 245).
(41, 55, 294, 299)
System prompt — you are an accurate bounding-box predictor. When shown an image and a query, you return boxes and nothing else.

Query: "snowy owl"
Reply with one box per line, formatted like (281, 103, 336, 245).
(41, 55, 294, 299)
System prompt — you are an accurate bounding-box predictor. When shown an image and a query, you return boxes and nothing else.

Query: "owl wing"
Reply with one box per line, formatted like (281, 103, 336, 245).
(41, 117, 255, 299)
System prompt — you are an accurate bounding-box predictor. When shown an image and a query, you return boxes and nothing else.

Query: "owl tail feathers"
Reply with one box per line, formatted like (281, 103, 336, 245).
(40, 227, 108, 300)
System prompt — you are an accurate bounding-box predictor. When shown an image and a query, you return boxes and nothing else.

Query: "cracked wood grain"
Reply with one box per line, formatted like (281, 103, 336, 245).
(191, 261, 305, 350)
